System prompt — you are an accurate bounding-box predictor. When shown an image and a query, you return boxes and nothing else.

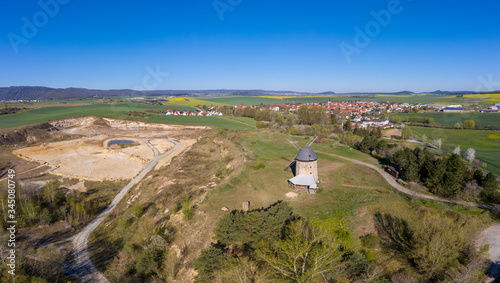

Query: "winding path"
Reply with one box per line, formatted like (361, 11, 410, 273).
(68, 139, 179, 283)
(318, 151, 500, 282)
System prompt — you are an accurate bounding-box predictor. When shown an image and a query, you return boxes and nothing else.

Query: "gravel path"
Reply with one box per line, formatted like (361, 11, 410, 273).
(67, 139, 179, 283)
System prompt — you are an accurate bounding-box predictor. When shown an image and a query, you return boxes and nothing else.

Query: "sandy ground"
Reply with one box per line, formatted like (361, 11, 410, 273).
(155, 139, 197, 170)
(382, 128, 402, 138)
(150, 139, 175, 154)
(11, 117, 209, 181)
(13, 137, 152, 180)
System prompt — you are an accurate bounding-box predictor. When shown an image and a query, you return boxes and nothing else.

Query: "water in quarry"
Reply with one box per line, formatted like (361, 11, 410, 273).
(108, 140, 134, 146)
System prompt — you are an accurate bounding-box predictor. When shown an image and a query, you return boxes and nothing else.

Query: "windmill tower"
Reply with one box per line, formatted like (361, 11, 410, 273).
(294, 146, 319, 182)
(285, 136, 319, 193)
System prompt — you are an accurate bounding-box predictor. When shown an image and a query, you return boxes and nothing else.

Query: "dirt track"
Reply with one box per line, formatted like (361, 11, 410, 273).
(317, 151, 500, 282)
(68, 139, 180, 283)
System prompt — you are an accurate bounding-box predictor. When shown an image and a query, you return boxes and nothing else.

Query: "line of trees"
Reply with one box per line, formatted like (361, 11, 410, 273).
(0, 180, 109, 229)
(404, 117, 435, 124)
(355, 129, 499, 202)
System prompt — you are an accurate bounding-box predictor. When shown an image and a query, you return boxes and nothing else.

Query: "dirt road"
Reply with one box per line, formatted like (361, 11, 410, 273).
(318, 151, 500, 281)
(68, 139, 179, 282)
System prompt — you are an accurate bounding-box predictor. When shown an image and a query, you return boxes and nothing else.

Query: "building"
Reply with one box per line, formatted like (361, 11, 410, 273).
(441, 105, 464, 112)
(480, 106, 499, 113)
(287, 146, 319, 194)
(386, 166, 400, 178)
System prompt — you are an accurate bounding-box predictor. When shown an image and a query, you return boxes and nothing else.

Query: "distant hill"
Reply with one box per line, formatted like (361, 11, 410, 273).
(2, 86, 498, 101)
(0, 86, 143, 101)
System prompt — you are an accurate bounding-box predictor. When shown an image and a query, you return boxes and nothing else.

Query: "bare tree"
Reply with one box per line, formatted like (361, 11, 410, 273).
(256, 219, 344, 282)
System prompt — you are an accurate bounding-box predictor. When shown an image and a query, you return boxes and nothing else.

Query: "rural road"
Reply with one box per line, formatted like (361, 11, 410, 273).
(318, 151, 500, 282)
(68, 139, 179, 283)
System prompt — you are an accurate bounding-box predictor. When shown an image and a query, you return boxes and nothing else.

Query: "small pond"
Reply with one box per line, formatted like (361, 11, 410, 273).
(108, 140, 135, 147)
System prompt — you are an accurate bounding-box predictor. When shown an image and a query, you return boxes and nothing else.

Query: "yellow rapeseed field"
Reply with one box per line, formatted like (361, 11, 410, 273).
(162, 97, 229, 106)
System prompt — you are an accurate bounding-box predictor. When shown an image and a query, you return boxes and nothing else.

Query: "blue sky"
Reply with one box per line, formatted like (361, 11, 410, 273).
(1, 0, 499, 93)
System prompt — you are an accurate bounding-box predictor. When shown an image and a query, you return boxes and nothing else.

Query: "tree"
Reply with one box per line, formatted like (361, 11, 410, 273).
(43, 179, 62, 207)
(464, 148, 475, 163)
(454, 122, 463, 129)
(432, 138, 442, 149)
(402, 126, 413, 140)
(344, 120, 352, 132)
(194, 246, 225, 282)
(390, 115, 401, 124)
(256, 219, 344, 282)
(463, 120, 475, 129)
(411, 214, 465, 279)
(421, 134, 427, 143)
(428, 117, 435, 124)
(453, 145, 461, 155)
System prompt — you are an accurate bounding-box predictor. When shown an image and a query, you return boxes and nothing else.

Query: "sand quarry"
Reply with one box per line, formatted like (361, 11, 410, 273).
(13, 117, 205, 181)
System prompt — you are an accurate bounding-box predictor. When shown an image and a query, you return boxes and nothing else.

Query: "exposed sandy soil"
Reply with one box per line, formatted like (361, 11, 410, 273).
(13, 137, 152, 180)
(150, 139, 175, 154)
(155, 139, 197, 170)
(382, 128, 402, 139)
(10, 117, 210, 181)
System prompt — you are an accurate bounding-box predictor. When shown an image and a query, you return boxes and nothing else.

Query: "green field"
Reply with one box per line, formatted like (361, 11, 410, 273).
(280, 95, 460, 104)
(399, 112, 500, 128)
(410, 126, 500, 176)
(196, 96, 283, 105)
(0, 103, 253, 131)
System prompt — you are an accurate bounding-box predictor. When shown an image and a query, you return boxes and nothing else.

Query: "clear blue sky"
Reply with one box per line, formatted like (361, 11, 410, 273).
(1, 0, 499, 93)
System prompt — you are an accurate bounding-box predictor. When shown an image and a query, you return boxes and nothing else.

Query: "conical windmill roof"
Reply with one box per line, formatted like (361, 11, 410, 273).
(295, 146, 317, 161)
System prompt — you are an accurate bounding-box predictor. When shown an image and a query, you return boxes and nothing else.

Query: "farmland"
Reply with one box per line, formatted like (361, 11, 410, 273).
(196, 96, 283, 105)
(161, 97, 229, 107)
(399, 112, 500, 128)
(410, 126, 500, 176)
(0, 103, 252, 131)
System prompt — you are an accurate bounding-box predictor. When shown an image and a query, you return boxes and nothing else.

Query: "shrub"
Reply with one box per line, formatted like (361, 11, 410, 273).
(182, 201, 194, 221)
(133, 202, 143, 218)
(253, 162, 266, 170)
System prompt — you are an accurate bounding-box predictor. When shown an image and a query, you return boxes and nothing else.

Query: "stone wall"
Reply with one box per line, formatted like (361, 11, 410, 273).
(296, 160, 318, 182)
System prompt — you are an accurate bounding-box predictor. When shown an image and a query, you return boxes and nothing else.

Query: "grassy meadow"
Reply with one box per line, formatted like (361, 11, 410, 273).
(410, 126, 500, 176)
(203, 132, 492, 248)
(196, 96, 283, 105)
(0, 102, 254, 130)
(399, 112, 500, 128)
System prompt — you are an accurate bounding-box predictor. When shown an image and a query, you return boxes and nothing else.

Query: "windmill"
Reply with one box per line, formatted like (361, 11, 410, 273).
(284, 136, 318, 171)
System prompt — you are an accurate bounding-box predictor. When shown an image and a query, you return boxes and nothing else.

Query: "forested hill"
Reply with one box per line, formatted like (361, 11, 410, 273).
(0, 86, 143, 100)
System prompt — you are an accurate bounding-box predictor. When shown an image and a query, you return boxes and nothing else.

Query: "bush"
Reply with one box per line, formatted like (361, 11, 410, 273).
(256, 121, 266, 128)
(194, 246, 225, 282)
(182, 201, 194, 221)
(253, 162, 266, 170)
(133, 202, 144, 218)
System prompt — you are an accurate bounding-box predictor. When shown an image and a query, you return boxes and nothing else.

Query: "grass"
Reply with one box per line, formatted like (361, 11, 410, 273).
(82, 129, 494, 281)
(410, 126, 500, 176)
(399, 112, 500, 128)
(203, 131, 493, 248)
(0, 102, 254, 130)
